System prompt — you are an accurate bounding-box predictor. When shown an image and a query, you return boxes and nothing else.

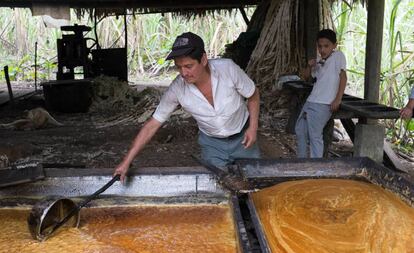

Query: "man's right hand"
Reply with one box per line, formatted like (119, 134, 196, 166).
(113, 162, 130, 183)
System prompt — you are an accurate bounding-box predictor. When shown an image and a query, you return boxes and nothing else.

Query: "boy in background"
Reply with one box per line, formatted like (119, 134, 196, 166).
(295, 29, 347, 158)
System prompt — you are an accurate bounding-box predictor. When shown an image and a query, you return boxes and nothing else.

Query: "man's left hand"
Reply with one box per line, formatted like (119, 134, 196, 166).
(242, 127, 257, 148)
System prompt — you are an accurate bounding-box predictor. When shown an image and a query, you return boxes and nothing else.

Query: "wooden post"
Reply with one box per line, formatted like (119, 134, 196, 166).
(4, 65, 14, 105)
(238, 7, 250, 26)
(364, 0, 385, 103)
(354, 0, 386, 162)
(34, 41, 38, 91)
(304, 0, 319, 61)
(124, 10, 128, 82)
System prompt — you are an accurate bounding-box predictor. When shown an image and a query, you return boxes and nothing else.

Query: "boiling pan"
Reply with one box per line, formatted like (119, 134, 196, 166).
(27, 175, 120, 241)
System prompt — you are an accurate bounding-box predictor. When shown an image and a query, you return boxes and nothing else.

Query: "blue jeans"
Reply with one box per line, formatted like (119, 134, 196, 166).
(295, 101, 332, 158)
(198, 125, 260, 168)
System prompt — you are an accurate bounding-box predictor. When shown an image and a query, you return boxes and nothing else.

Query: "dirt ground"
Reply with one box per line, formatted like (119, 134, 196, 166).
(3, 80, 410, 176)
(0, 83, 300, 171)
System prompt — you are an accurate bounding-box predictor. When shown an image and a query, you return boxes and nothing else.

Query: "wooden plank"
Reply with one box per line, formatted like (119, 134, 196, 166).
(340, 102, 400, 119)
(283, 82, 397, 120)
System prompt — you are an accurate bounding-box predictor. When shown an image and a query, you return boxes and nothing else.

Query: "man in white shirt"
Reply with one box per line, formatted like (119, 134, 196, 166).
(114, 32, 260, 182)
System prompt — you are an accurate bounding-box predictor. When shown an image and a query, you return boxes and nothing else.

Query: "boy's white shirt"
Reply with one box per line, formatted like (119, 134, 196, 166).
(307, 50, 347, 104)
(152, 58, 255, 138)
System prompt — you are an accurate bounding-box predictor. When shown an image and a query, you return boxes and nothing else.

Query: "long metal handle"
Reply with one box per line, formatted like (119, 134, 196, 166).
(191, 155, 228, 178)
(78, 174, 120, 208)
(191, 154, 254, 192)
(47, 175, 120, 237)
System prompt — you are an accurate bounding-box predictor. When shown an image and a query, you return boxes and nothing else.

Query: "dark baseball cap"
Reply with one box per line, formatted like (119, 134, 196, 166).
(166, 32, 205, 60)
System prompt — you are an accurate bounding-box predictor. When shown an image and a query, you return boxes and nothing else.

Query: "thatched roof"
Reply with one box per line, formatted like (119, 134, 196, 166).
(1, 0, 260, 17)
(0, 0, 260, 10)
(0, 0, 370, 18)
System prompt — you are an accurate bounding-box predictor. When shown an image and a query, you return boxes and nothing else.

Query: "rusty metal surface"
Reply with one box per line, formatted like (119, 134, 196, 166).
(237, 157, 361, 178)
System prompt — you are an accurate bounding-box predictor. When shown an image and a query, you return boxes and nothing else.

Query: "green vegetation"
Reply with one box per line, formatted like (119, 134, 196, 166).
(0, 8, 251, 82)
(332, 0, 414, 153)
(0, 3, 412, 152)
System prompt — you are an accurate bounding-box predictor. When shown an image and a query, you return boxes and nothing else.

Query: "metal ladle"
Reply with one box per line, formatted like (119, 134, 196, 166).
(27, 174, 120, 241)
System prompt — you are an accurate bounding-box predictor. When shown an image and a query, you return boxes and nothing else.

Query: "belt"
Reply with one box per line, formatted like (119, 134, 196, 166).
(226, 120, 249, 140)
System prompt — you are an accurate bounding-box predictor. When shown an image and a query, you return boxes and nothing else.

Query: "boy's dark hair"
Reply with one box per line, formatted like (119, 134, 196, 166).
(317, 29, 337, 44)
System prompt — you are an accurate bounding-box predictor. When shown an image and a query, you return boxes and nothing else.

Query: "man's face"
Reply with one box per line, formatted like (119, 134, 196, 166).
(316, 38, 337, 59)
(174, 54, 207, 84)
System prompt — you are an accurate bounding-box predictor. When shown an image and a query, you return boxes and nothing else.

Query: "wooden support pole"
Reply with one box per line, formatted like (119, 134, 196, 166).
(357, 1, 386, 162)
(4, 65, 14, 105)
(34, 41, 38, 91)
(364, 0, 385, 103)
(94, 9, 100, 49)
(304, 0, 319, 61)
(124, 10, 127, 51)
(238, 7, 250, 26)
(124, 10, 128, 82)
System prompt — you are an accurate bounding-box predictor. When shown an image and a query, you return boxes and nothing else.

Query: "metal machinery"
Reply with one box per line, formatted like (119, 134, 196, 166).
(57, 24, 92, 80)
(43, 24, 128, 113)
(56, 24, 128, 81)
(42, 24, 94, 113)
